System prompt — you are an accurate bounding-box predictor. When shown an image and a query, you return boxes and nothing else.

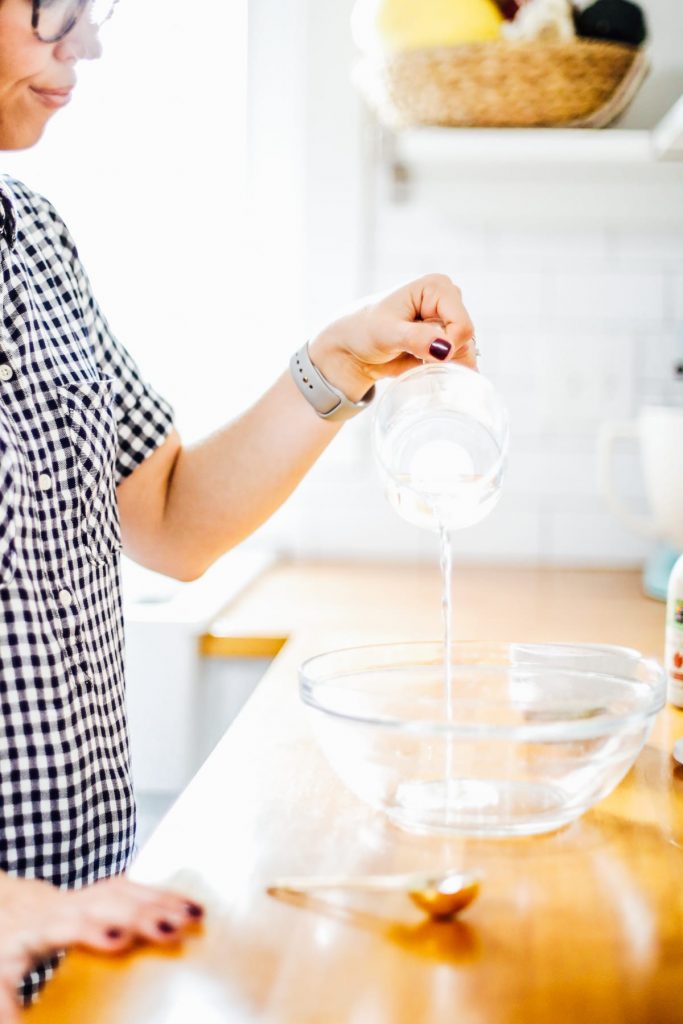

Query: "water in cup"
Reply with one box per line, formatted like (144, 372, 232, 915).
(380, 408, 505, 532)
(373, 364, 508, 534)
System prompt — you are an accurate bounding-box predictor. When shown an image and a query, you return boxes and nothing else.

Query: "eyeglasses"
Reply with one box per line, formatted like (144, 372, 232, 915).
(32, 0, 119, 44)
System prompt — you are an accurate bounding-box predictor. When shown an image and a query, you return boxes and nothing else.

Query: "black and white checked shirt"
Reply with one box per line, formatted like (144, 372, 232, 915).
(0, 174, 173, 926)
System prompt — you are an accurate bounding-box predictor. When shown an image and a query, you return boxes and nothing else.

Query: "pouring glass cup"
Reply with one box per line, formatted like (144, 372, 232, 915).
(372, 363, 509, 532)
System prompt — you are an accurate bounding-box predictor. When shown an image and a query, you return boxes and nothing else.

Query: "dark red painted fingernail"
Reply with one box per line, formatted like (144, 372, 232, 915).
(185, 902, 203, 918)
(105, 928, 122, 940)
(157, 920, 176, 934)
(429, 339, 451, 360)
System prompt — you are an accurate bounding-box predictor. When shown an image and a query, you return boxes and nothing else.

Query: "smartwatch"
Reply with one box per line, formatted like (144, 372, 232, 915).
(290, 343, 375, 423)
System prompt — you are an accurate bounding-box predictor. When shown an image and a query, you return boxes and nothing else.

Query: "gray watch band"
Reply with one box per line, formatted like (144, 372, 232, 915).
(290, 343, 375, 423)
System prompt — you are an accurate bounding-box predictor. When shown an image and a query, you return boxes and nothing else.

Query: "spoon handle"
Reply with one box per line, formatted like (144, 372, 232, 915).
(267, 870, 478, 895)
(268, 874, 409, 894)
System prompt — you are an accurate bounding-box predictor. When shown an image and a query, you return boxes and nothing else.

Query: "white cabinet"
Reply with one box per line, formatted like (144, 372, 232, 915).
(123, 548, 275, 794)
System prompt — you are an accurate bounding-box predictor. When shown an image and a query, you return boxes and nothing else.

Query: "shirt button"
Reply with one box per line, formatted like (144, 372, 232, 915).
(38, 473, 52, 492)
(0, 365, 13, 381)
(58, 589, 73, 607)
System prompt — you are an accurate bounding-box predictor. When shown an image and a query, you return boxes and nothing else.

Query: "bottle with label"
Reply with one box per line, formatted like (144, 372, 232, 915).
(666, 553, 683, 707)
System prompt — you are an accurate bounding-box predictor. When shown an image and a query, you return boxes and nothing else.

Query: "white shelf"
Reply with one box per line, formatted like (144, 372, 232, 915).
(384, 95, 683, 166)
(393, 126, 656, 165)
(653, 95, 683, 159)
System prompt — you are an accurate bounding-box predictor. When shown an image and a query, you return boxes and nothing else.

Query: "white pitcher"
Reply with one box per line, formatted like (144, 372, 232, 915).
(597, 405, 683, 550)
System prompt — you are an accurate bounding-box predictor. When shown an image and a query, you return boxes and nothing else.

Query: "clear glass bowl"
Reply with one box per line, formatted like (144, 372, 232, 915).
(299, 642, 665, 837)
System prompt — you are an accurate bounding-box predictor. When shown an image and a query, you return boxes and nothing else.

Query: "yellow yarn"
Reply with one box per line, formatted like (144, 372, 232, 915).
(374, 0, 504, 51)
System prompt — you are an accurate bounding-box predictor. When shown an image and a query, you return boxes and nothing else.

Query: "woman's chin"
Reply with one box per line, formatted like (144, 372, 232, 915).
(0, 94, 58, 150)
(0, 119, 49, 151)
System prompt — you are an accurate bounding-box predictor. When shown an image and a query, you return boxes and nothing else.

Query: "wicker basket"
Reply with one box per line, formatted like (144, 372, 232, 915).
(354, 39, 649, 129)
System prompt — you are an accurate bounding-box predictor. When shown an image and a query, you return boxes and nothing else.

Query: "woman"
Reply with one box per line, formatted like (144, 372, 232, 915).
(0, 0, 476, 1014)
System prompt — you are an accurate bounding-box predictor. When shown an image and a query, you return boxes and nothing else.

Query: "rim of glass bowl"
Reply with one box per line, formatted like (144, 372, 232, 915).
(371, 364, 510, 483)
(298, 641, 665, 743)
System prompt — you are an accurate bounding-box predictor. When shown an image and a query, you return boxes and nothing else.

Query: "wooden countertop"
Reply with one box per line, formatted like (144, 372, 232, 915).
(25, 563, 683, 1024)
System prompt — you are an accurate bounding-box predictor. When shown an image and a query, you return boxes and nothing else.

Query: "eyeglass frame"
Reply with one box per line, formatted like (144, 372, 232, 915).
(31, 0, 119, 44)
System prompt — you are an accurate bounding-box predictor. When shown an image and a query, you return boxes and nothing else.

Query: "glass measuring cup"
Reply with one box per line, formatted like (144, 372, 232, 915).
(372, 364, 509, 532)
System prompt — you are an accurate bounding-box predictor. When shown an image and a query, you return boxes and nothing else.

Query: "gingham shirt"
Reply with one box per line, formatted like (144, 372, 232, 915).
(0, 175, 173, 908)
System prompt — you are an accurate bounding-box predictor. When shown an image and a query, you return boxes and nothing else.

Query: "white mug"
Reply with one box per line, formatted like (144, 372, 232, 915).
(597, 405, 683, 550)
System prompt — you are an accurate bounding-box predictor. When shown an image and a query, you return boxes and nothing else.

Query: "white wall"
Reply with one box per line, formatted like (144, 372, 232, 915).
(3, 0, 250, 442)
(247, 0, 683, 568)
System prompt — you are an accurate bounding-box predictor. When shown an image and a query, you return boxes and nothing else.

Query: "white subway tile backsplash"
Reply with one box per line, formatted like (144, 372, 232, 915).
(632, 328, 682, 381)
(377, 205, 490, 270)
(450, 493, 542, 565)
(545, 507, 651, 567)
(610, 230, 683, 266)
(480, 328, 541, 378)
(550, 272, 665, 324)
(636, 377, 683, 406)
(410, 173, 683, 231)
(457, 271, 546, 326)
(505, 444, 646, 502)
(495, 375, 545, 438)
(672, 274, 683, 322)
(489, 228, 609, 268)
(536, 330, 636, 434)
(284, 467, 435, 562)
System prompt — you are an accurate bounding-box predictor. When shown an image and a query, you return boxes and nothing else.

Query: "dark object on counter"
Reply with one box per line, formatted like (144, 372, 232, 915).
(574, 0, 647, 46)
(492, 0, 521, 19)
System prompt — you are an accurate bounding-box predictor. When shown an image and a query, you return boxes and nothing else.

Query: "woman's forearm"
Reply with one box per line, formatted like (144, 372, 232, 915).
(158, 370, 343, 578)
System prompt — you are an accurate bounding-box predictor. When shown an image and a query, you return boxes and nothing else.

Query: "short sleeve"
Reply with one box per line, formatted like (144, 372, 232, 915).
(79, 285, 175, 485)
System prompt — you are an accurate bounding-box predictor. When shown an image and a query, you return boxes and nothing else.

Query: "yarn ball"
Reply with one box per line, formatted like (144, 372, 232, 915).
(574, 0, 647, 46)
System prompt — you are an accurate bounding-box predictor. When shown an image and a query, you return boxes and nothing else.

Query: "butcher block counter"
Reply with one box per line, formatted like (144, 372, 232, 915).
(25, 563, 683, 1024)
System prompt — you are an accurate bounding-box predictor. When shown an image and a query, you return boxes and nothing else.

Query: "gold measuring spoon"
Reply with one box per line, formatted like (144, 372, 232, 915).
(267, 869, 482, 921)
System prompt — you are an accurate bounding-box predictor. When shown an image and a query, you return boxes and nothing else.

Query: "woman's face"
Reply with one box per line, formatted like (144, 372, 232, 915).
(0, 0, 102, 150)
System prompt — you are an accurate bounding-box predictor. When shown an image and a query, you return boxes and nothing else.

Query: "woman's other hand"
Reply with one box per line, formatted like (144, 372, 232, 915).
(0, 874, 203, 1021)
(308, 274, 477, 402)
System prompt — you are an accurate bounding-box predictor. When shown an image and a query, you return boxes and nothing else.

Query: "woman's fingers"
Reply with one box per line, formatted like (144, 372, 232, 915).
(0, 980, 20, 1024)
(68, 877, 203, 949)
(392, 320, 478, 369)
(406, 274, 474, 342)
(74, 877, 203, 923)
(78, 925, 136, 954)
(375, 275, 476, 367)
(124, 904, 187, 946)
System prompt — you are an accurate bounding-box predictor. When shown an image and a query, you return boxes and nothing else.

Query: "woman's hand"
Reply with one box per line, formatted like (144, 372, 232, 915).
(308, 274, 476, 402)
(0, 873, 203, 1021)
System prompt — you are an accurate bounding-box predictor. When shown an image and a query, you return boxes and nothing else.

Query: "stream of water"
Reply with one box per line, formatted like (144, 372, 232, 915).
(438, 521, 453, 722)
(438, 521, 455, 794)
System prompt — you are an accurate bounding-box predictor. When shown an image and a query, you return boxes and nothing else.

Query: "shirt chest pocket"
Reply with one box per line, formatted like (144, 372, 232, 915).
(56, 378, 121, 566)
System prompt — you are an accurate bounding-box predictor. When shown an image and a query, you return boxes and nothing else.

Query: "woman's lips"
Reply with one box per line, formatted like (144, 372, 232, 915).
(30, 87, 73, 109)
